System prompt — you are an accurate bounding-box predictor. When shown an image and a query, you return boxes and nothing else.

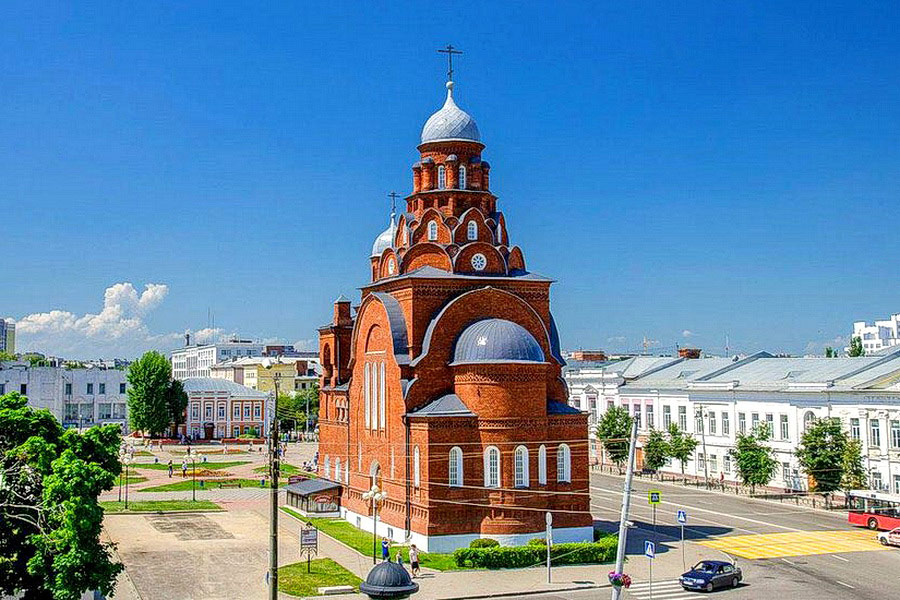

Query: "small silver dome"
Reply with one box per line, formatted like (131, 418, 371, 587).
(371, 213, 397, 258)
(453, 319, 545, 364)
(421, 81, 481, 144)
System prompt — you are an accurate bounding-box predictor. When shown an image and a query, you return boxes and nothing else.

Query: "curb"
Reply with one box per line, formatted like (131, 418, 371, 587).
(439, 583, 607, 600)
(103, 509, 226, 515)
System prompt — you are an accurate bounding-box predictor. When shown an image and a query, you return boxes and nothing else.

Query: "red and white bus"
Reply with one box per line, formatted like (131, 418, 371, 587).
(847, 490, 900, 530)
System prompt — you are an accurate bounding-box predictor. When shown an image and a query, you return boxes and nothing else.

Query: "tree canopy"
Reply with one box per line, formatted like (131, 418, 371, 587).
(795, 417, 847, 492)
(848, 336, 865, 357)
(595, 406, 633, 469)
(0, 392, 123, 599)
(642, 428, 670, 473)
(666, 423, 699, 476)
(730, 424, 779, 493)
(841, 438, 867, 491)
(126, 351, 183, 437)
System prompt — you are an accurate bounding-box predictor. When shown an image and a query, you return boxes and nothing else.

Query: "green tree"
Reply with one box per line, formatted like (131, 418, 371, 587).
(666, 423, 699, 480)
(848, 336, 865, 357)
(730, 424, 779, 493)
(0, 350, 16, 362)
(824, 347, 836, 358)
(642, 428, 670, 476)
(165, 378, 188, 437)
(126, 351, 174, 437)
(841, 438, 867, 491)
(0, 392, 123, 600)
(795, 417, 847, 492)
(595, 406, 633, 471)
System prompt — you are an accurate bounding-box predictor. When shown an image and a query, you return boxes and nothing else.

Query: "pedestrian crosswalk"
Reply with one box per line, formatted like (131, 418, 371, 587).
(698, 529, 886, 559)
(624, 579, 696, 599)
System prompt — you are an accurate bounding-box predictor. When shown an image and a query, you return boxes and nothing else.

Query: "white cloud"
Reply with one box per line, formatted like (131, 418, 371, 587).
(803, 335, 848, 356)
(682, 329, 696, 338)
(606, 336, 627, 344)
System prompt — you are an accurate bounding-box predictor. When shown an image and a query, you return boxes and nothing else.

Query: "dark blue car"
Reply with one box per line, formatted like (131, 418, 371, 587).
(679, 560, 742, 592)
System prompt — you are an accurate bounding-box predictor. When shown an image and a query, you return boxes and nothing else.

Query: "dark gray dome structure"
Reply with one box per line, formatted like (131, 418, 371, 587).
(359, 561, 419, 599)
(452, 318, 545, 364)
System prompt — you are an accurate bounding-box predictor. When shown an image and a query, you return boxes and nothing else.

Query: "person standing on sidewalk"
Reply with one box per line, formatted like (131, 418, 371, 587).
(409, 544, 420, 578)
(381, 538, 390, 562)
(167, 460, 173, 478)
(181, 459, 187, 478)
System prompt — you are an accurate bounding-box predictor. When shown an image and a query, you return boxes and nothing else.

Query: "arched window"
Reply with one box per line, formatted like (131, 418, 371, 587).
(556, 444, 571, 483)
(484, 446, 500, 488)
(335, 458, 341, 483)
(514, 446, 529, 488)
(324, 457, 331, 479)
(449, 446, 463, 487)
(803, 411, 816, 433)
(437, 166, 446, 189)
(379, 362, 386, 430)
(427, 221, 438, 241)
(413, 446, 421, 488)
(458, 165, 466, 189)
(538, 445, 547, 485)
(467, 220, 478, 241)
(369, 461, 381, 487)
(364, 363, 371, 429)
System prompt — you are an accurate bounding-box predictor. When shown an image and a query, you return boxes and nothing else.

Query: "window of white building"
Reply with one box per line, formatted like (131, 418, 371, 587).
(722, 412, 730, 436)
(871, 419, 882, 448)
(708, 411, 716, 435)
(678, 406, 687, 431)
(646, 404, 654, 429)
(851, 418, 861, 441)
(892, 420, 900, 449)
(738, 412, 746, 433)
(780, 414, 789, 440)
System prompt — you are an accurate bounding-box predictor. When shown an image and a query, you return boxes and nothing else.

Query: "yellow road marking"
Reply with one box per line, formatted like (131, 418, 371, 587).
(697, 529, 888, 559)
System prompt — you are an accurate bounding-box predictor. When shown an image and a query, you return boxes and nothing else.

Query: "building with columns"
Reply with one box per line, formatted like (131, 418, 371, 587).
(316, 75, 592, 552)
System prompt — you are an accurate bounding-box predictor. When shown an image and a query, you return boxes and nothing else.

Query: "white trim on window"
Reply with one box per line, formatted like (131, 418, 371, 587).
(514, 445, 529, 488)
(484, 446, 500, 488)
(538, 445, 547, 485)
(467, 220, 477, 241)
(557, 444, 571, 483)
(449, 446, 463, 487)
(413, 446, 421, 488)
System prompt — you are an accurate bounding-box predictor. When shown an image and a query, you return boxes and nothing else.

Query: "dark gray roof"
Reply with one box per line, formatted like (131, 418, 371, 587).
(548, 401, 582, 415)
(408, 393, 476, 417)
(370, 292, 410, 365)
(182, 377, 268, 398)
(452, 318, 545, 364)
(284, 479, 341, 496)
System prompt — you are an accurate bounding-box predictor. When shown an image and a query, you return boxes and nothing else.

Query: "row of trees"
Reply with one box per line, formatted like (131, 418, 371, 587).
(595, 406, 867, 494)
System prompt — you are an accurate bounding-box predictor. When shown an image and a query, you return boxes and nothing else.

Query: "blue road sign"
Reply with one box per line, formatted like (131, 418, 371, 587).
(644, 540, 655, 559)
(677, 509, 687, 524)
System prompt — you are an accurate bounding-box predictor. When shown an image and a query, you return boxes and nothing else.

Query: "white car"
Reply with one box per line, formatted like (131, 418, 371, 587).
(876, 527, 900, 547)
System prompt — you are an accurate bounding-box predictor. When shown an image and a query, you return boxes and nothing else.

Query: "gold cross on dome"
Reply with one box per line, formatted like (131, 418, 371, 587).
(438, 44, 463, 81)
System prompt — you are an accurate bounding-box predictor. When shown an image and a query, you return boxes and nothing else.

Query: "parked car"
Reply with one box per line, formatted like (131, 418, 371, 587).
(679, 560, 742, 592)
(876, 526, 900, 547)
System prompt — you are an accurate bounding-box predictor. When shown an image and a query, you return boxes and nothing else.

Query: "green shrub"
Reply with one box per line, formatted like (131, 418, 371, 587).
(528, 538, 547, 546)
(469, 538, 500, 548)
(453, 538, 617, 569)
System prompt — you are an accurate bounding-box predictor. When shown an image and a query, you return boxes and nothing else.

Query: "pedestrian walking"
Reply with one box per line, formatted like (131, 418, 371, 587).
(181, 460, 187, 478)
(409, 544, 420, 578)
(381, 537, 390, 562)
(395, 550, 404, 567)
(167, 460, 173, 478)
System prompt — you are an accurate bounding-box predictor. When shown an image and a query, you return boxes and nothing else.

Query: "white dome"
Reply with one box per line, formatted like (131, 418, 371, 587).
(371, 214, 397, 257)
(421, 81, 481, 144)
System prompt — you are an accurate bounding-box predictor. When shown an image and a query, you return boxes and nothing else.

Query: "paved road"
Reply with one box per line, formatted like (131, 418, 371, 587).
(587, 471, 900, 600)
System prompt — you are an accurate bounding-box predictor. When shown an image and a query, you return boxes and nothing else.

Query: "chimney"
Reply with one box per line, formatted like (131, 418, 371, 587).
(333, 295, 352, 326)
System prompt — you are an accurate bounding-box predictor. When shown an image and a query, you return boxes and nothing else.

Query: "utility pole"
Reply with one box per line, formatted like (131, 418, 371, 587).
(611, 420, 638, 600)
(697, 403, 709, 489)
(268, 373, 281, 600)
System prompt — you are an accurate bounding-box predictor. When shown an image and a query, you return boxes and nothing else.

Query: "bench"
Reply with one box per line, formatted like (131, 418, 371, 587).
(218, 482, 243, 489)
(318, 586, 354, 595)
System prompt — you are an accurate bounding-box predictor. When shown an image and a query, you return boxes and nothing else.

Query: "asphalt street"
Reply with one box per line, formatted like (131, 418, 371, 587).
(578, 471, 900, 600)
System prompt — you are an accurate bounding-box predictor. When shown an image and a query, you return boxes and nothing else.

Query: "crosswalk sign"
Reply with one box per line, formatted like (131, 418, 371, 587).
(677, 509, 687, 524)
(648, 490, 661, 504)
(644, 540, 655, 558)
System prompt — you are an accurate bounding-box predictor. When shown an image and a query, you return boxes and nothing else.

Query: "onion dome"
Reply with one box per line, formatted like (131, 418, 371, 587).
(359, 561, 419, 599)
(371, 211, 397, 258)
(453, 319, 545, 364)
(421, 81, 481, 144)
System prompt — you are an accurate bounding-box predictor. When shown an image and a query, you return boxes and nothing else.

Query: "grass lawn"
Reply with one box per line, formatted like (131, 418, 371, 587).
(278, 558, 361, 597)
(280, 507, 460, 571)
(132, 450, 154, 457)
(115, 475, 148, 485)
(133, 461, 250, 471)
(139, 478, 286, 492)
(253, 463, 315, 477)
(101, 500, 221, 512)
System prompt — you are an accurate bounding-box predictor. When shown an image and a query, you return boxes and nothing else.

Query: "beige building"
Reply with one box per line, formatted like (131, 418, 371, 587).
(209, 356, 319, 394)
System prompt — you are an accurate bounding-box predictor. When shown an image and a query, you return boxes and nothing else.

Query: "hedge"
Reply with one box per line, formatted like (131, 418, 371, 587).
(453, 537, 617, 569)
(470, 538, 500, 548)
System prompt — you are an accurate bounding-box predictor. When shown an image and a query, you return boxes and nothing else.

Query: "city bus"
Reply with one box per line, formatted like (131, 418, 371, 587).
(847, 490, 900, 530)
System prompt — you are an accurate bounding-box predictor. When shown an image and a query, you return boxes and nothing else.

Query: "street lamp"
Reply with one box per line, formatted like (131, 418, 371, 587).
(118, 449, 125, 502)
(362, 484, 387, 564)
(122, 454, 132, 509)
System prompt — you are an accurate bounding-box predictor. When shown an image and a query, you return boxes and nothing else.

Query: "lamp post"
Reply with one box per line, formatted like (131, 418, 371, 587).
(191, 452, 197, 502)
(118, 449, 125, 502)
(123, 454, 132, 509)
(362, 484, 387, 564)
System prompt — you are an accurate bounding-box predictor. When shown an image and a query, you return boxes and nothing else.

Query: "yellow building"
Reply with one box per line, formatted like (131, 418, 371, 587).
(210, 356, 319, 394)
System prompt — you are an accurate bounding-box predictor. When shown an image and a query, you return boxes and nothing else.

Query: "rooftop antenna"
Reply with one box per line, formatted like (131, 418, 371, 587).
(438, 44, 463, 82)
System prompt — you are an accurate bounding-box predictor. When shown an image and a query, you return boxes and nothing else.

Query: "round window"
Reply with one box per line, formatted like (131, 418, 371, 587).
(470, 253, 487, 271)
(387, 258, 396, 275)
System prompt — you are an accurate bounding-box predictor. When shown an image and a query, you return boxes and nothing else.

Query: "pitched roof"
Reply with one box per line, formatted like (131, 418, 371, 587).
(284, 479, 341, 496)
(181, 377, 268, 398)
(407, 393, 476, 418)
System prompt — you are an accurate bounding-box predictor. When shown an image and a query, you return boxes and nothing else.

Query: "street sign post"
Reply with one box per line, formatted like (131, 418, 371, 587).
(645, 540, 655, 600)
(648, 491, 661, 548)
(676, 510, 687, 570)
(300, 526, 318, 573)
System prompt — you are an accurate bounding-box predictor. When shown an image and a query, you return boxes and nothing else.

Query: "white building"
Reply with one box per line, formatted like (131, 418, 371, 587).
(0, 318, 15, 353)
(182, 377, 271, 440)
(853, 313, 900, 355)
(0, 362, 129, 430)
(171, 337, 263, 380)
(571, 350, 900, 494)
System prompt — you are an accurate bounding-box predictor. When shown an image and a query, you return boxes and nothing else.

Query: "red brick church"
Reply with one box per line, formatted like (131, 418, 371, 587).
(317, 71, 592, 552)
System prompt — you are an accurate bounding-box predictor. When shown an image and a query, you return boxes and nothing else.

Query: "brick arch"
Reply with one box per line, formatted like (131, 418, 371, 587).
(411, 208, 452, 245)
(377, 248, 399, 279)
(453, 207, 492, 245)
(400, 243, 452, 273)
(507, 246, 526, 272)
(453, 242, 507, 275)
(364, 323, 385, 353)
(348, 292, 410, 367)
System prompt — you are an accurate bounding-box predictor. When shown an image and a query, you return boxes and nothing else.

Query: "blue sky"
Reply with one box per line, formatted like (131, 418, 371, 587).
(2, 2, 898, 358)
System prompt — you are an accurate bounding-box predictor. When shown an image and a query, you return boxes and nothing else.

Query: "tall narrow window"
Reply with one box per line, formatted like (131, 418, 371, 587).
(364, 363, 371, 429)
(458, 165, 466, 189)
(514, 446, 529, 488)
(556, 444, 571, 483)
(484, 446, 500, 488)
(379, 362, 386, 430)
(722, 412, 730, 435)
(335, 458, 341, 483)
(538, 445, 547, 485)
(437, 166, 446, 189)
(449, 446, 463, 487)
(467, 220, 477, 241)
(428, 221, 438, 241)
(413, 446, 421, 488)
(324, 457, 330, 479)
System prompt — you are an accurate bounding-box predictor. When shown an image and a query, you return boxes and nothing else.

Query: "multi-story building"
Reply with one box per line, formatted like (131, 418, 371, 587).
(182, 377, 270, 440)
(853, 313, 900, 355)
(0, 318, 15, 354)
(317, 74, 591, 552)
(0, 362, 129, 430)
(171, 337, 263, 380)
(209, 356, 320, 393)
(576, 350, 900, 493)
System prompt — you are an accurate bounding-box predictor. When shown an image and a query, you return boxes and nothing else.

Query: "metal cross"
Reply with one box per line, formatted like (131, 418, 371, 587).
(388, 191, 400, 213)
(438, 44, 463, 81)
